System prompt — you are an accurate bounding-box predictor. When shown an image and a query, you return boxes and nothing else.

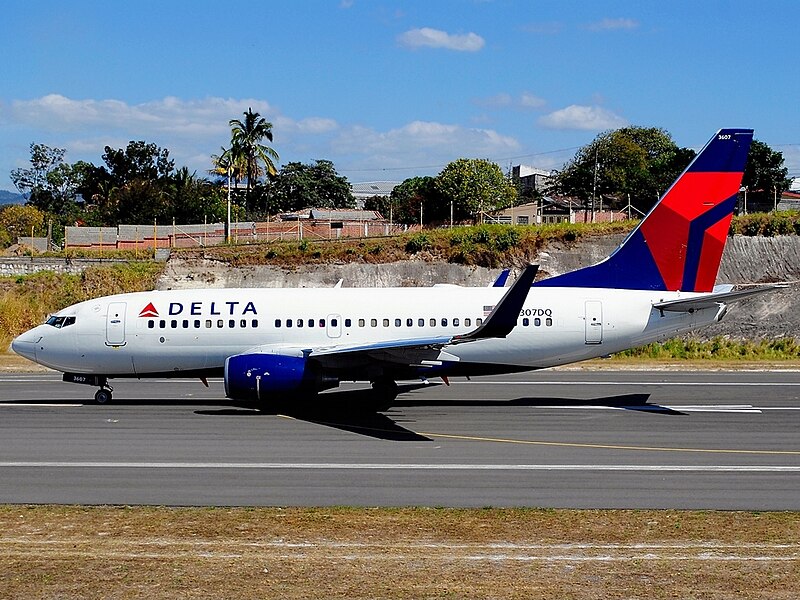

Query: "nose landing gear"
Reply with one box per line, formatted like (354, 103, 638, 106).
(62, 373, 113, 404)
(94, 385, 113, 404)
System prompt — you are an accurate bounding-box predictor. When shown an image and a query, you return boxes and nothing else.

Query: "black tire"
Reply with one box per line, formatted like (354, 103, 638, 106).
(94, 389, 112, 404)
(370, 378, 398, 411)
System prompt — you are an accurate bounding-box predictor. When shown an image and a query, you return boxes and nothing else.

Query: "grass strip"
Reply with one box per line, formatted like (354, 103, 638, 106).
(0, 506, 797, 599)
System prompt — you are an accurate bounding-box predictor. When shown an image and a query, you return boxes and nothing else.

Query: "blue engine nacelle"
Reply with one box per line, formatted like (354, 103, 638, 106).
(224, 352, 338, 401)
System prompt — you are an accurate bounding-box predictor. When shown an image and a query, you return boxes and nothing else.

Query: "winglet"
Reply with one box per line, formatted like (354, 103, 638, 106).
(452, 264, 538, 343)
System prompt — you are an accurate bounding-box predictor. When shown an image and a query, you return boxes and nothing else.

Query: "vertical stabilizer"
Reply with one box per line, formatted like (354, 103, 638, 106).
(536, 128, 753, 291)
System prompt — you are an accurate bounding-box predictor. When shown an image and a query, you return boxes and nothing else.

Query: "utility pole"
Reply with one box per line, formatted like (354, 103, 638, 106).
(226, 165, 232, 244)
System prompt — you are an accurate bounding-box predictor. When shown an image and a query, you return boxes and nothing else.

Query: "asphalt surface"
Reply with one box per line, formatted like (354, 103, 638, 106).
(0, 369, 799, 509)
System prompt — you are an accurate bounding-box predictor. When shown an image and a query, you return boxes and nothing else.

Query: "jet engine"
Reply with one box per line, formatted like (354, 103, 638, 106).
(224, 352, 338, 401)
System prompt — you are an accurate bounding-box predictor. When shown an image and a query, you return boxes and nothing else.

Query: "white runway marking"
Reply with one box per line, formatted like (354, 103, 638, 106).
(0, 403, 83, 408)
(452, 380, 800, 387)
(0, 462, 798, 472)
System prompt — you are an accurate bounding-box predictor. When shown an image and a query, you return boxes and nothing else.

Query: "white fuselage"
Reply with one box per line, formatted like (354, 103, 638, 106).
(12, 285, 719, 378)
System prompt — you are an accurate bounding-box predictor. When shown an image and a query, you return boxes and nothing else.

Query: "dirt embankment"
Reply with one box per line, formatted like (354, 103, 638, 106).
(159, 235, 800, 341)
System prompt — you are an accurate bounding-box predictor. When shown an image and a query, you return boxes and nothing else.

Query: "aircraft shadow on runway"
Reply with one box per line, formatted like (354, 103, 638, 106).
(194, 384, 684, 441)
(18, 383, 682, 442)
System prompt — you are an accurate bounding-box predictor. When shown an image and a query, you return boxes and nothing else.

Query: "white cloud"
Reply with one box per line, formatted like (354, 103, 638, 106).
(474, 92, 545, 110)
(397, 27, 485, 52)
(538, 105, 627, 131)
(331, 120, 520, 174)
(9, 94, 274, 140)
(1, 94, 524, 182)
(520, 22, 564, 35)
(585, 18, 639, 32)
(519, 92, 546, 109)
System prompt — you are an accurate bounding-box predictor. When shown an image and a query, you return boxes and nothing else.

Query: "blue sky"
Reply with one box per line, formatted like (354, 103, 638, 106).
(2, 0, 799, 192)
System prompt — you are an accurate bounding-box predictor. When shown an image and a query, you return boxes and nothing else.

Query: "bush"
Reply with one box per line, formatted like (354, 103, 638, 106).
(405, 233, 431, 253)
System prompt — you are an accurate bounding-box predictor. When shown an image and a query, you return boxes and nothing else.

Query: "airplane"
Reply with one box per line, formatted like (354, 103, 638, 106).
(11, 128, 781, 407)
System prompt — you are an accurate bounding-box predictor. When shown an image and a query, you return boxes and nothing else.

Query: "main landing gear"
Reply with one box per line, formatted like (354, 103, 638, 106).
(370, 377, 399, 412)
(62, 373, 113, 404)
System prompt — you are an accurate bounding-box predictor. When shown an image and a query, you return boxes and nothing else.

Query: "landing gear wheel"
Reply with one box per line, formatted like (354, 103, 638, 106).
(94, 388, 113, 404)
(370, 378, 399, 411)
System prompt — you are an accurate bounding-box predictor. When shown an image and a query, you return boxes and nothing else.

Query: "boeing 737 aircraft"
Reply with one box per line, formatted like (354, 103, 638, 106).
(12, 129, 779, 407)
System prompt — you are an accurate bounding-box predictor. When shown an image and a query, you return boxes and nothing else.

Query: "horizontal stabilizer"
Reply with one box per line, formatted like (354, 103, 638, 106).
(490, 269, 510, 288)
(652, 284, 787, 312)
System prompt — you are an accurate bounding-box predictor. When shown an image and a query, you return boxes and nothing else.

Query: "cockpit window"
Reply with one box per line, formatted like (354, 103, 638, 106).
(45, 315, 76, 329)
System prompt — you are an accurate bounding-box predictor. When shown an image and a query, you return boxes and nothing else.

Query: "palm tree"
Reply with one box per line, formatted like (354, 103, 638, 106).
(209, 146, 246, 185)
(228, 108, 279, 195)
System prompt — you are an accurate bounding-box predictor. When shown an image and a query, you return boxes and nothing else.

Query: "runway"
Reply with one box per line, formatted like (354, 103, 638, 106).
(0, 369, 799, 509)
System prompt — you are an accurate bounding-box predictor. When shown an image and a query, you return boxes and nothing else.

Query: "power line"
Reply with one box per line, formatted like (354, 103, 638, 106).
(338, 146, 581, 174)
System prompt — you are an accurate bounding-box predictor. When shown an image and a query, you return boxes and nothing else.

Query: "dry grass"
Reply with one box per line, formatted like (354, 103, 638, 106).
(0, 506, 797, 599)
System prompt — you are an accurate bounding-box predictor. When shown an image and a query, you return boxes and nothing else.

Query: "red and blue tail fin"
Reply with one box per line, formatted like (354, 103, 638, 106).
(535, 128, 753, 292)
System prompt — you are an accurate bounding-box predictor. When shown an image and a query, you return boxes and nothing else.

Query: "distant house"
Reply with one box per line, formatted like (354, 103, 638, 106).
(512, 165, 554, 196)
(490, 196, 628, 225)
(350, 181, 401, 207)
(777, 191, 800, 212)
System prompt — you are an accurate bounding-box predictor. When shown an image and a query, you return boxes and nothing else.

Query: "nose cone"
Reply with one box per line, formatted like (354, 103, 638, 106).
(11, 329, 41, 363)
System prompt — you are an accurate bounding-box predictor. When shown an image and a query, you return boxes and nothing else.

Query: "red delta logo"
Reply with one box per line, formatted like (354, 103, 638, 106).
(138, 302, 159, 318)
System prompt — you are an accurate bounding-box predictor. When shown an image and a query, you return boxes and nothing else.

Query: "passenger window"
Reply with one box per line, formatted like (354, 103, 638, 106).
(453, 318, 459, 326)
(183, 320, 189, 328)
(217, 319, 224, 328)
(441, 318, 447, 327)
(546, 317, 553, 326)
(159, 320, 166, 329)
(477, 318, 483, 326)
(286, 319, 292, 328)
(418, 318, 424, 327)
(395, 318, 401, 327)
(297, 319, 303, 327)
(345, 319, 351, 327)
(171, 320, 177, 328)
(535, 318, 541, 327)
(229, 319, 236, 328)
(430, 318, 436, 327)
(465, 318, 471, 327)
(523, 317, 530, 326)
(275, 319, 281, 328)
(241, 319, 247, 328)
(332, 318, 338, 327)
(195, 320, 201, 328)
(205, 320, 212, 328)
(252, 319, 259, 328)
(406, 318, 413, 327)
(383, 319, 389, 327)
(319, 319, 325, 327)
(308, 319, 314, 327)
(371, 319, 377, 327)
(359, 319, 365, 327)
(148, 320, 155, 329)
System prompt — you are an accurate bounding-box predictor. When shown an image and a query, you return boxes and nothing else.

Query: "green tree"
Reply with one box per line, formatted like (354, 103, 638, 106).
(267, 160, 354, 215)
(435, 159, 516, 223)
(376, 176, 443, 224)
(80, 141, 175, 224)
(10, 143, 83, 216)
(741, 140, 792, 212)
(167, 167, 227, 223)
(555, 127, 694, 214)
(0, 205, 46, 247)
(229, 108, 280, 198)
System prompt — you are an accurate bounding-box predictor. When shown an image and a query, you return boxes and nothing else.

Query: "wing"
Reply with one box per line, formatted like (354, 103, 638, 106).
(236, 265, 538, 371)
